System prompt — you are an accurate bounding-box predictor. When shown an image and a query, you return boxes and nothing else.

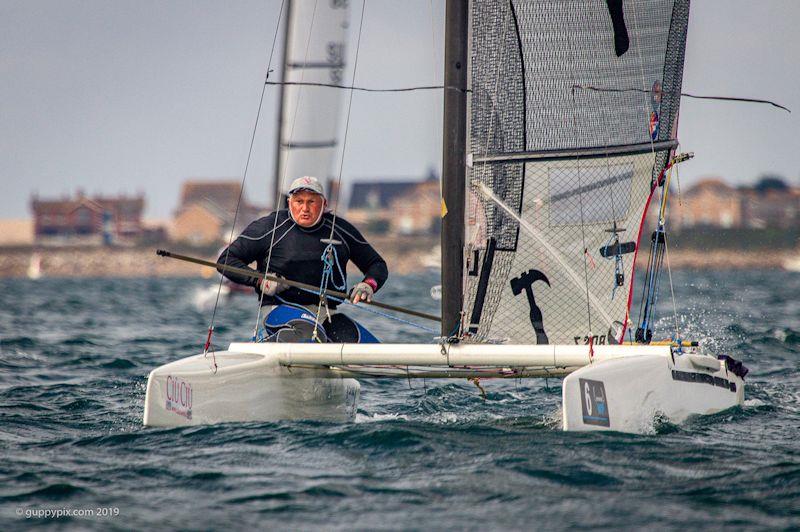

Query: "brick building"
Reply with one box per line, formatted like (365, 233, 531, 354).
(30, 191, 145, 244)
(346, 171, 440, 236)
(171, 180, 264, 245)
(740, 184, 800, 229)
(668, 176, 800, 231)
(668, 178, 742, 230)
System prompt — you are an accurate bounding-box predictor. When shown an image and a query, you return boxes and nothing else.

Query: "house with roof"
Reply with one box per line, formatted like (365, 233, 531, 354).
(668, 178, 743, 230)
(171, 180, 264, 245)
(739, 178, 800, 229)
(346, 171, 440, 236)
(667, 175, 800, 231)
(30, 190, 145, 245)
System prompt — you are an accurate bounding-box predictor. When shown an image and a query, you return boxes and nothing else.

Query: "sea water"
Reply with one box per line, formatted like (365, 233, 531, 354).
(1, 270, 798, 530)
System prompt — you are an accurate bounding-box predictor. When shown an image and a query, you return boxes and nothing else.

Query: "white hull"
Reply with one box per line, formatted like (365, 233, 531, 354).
(783, 255, 800, 272)
(143, 342, 744, 433)
(562, 351, 744, 433)
(143, 350, 359, 427)
(27, 253, 42, 280)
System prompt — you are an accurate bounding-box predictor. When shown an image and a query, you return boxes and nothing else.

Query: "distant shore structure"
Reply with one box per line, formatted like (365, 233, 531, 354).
(30, 190, 145, 246)
(171, 180, 264, 246)
(8, 173, 798, 250)
(667, 176, 800, 230)
(346, 170, 441, 236)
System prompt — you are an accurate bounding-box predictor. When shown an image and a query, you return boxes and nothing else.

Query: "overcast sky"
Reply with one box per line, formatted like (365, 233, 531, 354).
(1, 0, 798, 219)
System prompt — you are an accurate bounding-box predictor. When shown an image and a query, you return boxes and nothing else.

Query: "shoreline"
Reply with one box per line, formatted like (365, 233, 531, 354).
(0, 238, 796, 279)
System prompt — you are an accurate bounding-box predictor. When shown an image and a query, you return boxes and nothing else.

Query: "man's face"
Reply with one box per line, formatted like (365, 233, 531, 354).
(289, 190, 325, 228)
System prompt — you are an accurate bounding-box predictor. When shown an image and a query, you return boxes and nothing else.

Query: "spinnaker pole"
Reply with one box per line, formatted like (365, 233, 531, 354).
(441, 0, 468, 337)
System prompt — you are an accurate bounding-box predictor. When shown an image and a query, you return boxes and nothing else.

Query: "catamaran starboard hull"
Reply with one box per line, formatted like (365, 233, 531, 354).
(562, 351, 745, 433)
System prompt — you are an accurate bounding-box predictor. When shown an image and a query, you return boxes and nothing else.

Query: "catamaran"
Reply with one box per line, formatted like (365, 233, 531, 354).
(144, 0, 748, 434)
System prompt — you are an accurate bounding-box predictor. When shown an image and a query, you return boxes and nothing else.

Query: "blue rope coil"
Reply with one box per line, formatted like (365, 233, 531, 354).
(319, 243, 347, 295)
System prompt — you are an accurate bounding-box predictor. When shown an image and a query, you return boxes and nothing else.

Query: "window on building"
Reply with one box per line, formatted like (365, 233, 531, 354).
(76, 208, 92, 225)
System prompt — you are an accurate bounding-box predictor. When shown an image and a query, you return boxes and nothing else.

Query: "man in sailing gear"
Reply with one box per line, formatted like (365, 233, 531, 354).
(217, 176, 388, 343)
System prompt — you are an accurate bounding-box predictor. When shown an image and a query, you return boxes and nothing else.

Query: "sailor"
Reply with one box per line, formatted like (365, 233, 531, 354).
(217, 176, 388, 343)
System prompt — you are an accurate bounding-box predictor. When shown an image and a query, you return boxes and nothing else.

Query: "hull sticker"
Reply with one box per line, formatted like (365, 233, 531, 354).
(671, 370, 736, 393)
(579, 378, 610, 427)
(165, 375, 193, 419)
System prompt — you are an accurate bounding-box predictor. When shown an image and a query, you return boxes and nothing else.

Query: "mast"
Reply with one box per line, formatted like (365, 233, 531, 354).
(441, 0, 468, 337)
(272, 0, 293, 210)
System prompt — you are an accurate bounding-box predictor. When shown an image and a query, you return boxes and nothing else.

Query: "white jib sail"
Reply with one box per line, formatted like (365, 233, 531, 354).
(276, 0, 349, 202)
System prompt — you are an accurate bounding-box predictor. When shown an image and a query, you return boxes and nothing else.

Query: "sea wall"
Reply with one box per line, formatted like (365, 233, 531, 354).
(0, 237, 794, 279)
(0, 236, 440, 279)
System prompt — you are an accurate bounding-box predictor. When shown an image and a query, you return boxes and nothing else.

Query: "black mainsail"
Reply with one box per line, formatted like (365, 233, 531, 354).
(446, 0, 690, 344)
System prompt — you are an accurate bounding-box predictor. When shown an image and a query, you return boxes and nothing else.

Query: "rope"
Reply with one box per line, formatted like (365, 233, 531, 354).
(566, 11, 593, 339)
(257, 0, 321, 338)
(313, 0, 367, 330)
(206, 0, 287, 362)
(343, 299, 439, 335)
(264, 81, 470, 94)
(311, 243, 347, 341)
(659, 162, 682, 340)
(428, 0, 439, 85)
(265, 81, 790, 113)
(663, 230, 681, 341)
(572, 85, 791, 113)
(321, 244, 347, 292)
(629, 4, 666, 345)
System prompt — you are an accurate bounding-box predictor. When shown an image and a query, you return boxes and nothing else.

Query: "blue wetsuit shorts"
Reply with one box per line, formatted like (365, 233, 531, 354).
(261, 303, 379, 343)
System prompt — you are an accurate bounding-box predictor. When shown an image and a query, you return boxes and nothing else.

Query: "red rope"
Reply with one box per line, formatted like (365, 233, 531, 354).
(584, 248, 596, 269)
(203, 326, 217, 371)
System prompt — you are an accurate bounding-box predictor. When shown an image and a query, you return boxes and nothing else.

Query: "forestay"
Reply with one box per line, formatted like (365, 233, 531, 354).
(462, 0, 689, 345)
(275, 0, 349, 200)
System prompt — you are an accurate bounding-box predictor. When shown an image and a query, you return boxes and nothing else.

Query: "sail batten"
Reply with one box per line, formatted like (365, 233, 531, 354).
(471, 139, 677, 164)
(463, 0, 690, 345)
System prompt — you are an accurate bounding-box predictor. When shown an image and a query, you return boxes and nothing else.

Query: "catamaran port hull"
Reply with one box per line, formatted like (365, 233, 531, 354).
(143, 343, 744, 433)
(142, 350, 359, 427)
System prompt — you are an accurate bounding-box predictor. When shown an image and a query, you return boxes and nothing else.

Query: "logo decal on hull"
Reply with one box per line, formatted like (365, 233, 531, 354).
(579, 378, 610, 427)
(671, 370, 737, 393)
(165, 375, 193, 420)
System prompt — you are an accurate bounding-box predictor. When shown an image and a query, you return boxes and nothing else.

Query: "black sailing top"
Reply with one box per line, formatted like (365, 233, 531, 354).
(217, 210, 388, 307)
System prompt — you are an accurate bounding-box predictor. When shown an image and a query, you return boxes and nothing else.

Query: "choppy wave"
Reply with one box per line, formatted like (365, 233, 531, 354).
(1, 272, 798, 529)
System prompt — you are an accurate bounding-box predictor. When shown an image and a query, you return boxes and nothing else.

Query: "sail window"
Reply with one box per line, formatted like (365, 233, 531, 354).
(548, 163, 633, 225)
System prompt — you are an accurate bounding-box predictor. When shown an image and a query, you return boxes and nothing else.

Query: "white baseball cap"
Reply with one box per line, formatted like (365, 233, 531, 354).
(287, 176, 325, 198)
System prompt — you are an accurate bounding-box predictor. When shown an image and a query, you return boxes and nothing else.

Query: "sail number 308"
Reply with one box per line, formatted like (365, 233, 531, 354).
(574, 334, 607, 345)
